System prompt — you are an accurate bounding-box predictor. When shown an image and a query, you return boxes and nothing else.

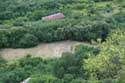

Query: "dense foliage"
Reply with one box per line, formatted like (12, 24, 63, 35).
(0, 0, 125, 83)
(0, 45, 97, 83)
(0, 0, 125, 48)
(84, 28, 125, 82)
(0, 21, 112, 48)
(0, 28, 125, 83)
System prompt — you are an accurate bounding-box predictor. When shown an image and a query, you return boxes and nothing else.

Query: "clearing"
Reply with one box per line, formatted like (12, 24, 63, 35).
(0, 41, 93, 61)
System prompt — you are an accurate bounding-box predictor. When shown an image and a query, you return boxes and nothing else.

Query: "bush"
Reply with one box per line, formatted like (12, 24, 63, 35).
(70, 78, 84, 83)
(53, 45, 96, 79)
(0, 30, 8, 48)
(19, 33, 39, 48)
(57, 21, 111, 41)
(13, 17, 28, 26)
(94, 0, 113, 2)
(84, 28, 125, 82)
(28, 10, 50, 21)
(0, 56, 6, 65)
(29, 75, 62, 83)
(0, 20, 112, 48)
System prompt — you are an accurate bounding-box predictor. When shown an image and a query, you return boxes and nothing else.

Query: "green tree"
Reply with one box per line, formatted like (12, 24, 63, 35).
(84, 28, 125, 82)
(19, 33, 39, 48)
(29, 75, 63, 83)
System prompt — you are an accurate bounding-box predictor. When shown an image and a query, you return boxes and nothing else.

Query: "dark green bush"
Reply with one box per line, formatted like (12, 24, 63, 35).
(70, 78, 84, 83)
(28, 10, 50, 21)
(19, 33, 39, 48)
(29, 75, 62, 83)
(114, 13, 125, 23)
(0, 21, 112, 48)
(0, 56, 55, 83)
(53, 45, 96, 79)
(7, 28, 28, 48)
(94, 0, 113, 2)
(0, 56, 6, 65)
(57, 21, 111, 41)
(0, 30, 9, 48)
(13, 17, 28, 26)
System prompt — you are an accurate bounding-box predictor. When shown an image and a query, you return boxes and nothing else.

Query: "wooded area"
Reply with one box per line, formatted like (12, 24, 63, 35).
(0, 0, 125, 83)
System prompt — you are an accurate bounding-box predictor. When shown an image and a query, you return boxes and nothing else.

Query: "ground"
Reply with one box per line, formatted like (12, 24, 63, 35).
(0, 40, 94, 61)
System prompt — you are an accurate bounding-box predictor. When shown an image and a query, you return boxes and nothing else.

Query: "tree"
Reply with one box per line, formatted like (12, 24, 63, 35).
(84, 28, 125, 82)
(29, 75, 63, 83)
(19, 33, 39, 48)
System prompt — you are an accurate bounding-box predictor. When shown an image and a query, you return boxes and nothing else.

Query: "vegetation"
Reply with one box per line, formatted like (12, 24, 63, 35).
(0, 28, 125, 83)
(0, 0, 125, 48)
(0, 0, 125, 83)
(84, 28, 125, 83)
(0, 45, 97, 83)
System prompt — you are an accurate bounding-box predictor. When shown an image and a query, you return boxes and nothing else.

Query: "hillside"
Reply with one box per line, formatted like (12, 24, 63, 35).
(0, 0, 125, 48)
(0, 0, 125, 83)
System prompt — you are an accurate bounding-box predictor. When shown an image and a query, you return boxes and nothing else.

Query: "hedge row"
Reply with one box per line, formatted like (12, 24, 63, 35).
(0, 21, 111, 48)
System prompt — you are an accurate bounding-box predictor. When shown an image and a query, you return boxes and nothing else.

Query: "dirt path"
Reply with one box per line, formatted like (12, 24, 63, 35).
(0, 41, 92, 61)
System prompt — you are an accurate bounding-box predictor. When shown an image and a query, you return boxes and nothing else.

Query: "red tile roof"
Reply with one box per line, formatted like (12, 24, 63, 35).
(42, 13, 65, 21)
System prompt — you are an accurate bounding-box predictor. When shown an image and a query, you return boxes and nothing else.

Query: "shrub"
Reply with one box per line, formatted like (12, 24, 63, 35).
(13, 17, 28, 26)
(58, 21, 111, 41)
(0, 30, 8, 48)
(19, 33, 39, 48)
(0, 20, 112, 48)
(28, 10, 50, 21)
(94, 0, 113, 2)
(29, 75, 62, 83)
(0, 56, 6, 65)
(84, 28, 125, 82)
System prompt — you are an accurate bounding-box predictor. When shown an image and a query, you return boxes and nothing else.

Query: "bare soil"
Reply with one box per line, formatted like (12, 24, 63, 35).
(0, 41, 92, 61)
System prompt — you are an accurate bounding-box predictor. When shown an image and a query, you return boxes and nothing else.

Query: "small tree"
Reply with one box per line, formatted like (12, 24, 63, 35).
(19, 33, 39, 48)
